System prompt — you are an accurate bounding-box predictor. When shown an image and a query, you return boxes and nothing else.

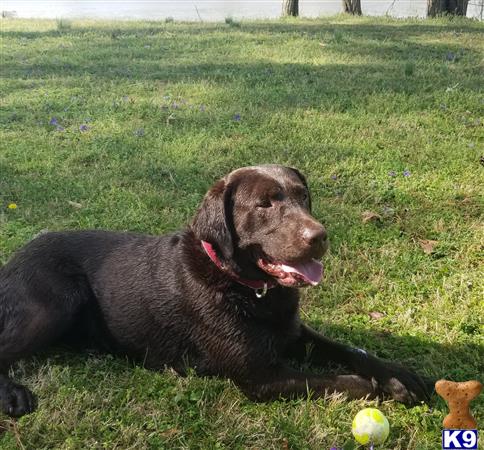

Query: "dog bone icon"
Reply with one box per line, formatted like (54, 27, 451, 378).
(435, 379, 482, 429)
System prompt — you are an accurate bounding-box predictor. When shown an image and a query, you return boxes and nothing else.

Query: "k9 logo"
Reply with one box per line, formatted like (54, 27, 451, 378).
(442, 430, 478, 450)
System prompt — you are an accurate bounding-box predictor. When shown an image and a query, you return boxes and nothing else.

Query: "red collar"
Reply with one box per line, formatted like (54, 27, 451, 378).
(201, 240, 277, 296)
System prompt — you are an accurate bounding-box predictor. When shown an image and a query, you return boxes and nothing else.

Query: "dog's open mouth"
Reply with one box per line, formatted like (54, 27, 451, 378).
(257, 258, 324, 287)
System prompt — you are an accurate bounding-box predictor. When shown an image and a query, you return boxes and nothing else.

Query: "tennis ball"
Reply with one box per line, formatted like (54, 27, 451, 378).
(352, 408, 390, 445)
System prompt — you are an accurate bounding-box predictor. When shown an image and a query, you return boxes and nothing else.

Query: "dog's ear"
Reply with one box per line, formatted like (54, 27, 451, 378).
(289, 167, 312, 211)
(191, 178, 235, 262)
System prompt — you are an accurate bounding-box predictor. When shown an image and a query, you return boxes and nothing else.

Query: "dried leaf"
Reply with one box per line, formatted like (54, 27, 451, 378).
(369, 311, 385, 320)
(281, 438, 290, 450)
(68, 200, 83, 209)
(361, 211, 382, 223)
(160, 428, 179, 438)
(419, 239, 438, 254)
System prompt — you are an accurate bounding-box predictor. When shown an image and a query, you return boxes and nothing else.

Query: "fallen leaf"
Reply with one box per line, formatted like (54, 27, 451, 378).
(160, 428, 179, 438)
(418, 239, 438, 254)
(369, 311, 385, 320)
(281, 438, 289, 450)
(68, 200, 83, 209)
(361, 211, 382, 223)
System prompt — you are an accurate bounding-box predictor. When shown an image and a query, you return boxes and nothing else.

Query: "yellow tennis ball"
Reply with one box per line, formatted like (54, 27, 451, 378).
(352, 408, 390, 445)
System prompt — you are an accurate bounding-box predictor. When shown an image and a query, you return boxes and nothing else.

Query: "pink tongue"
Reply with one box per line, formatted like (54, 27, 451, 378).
(280, 259, 324, 285)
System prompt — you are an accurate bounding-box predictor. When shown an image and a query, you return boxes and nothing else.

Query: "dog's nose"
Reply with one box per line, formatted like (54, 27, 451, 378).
(302, 224, 327, 247)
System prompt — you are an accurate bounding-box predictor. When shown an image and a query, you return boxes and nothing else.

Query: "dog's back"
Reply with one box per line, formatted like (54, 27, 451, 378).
(0, 230, 192, 366)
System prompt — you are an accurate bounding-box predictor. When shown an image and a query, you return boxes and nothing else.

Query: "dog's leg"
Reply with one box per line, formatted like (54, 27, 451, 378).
(238, 365, 378, 402)
(0, 302, 74, 418)
(284, 323, 433, 405)
(0, 362, 36, 418)
(0, 305, 54, 418)
(0, 281, 87, 417)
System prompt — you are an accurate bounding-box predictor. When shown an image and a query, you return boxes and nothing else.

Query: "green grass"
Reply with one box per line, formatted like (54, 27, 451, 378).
(1, 15, 483, 449)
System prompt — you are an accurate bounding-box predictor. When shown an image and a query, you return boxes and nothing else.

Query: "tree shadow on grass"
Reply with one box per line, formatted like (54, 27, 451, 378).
(1, 20, 482, 116)
(4, 320, 483, 414)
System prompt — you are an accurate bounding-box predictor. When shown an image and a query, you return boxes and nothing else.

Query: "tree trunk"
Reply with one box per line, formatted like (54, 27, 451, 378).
(427, 0, 444, 16)
(343, 0, 362, 15)
(282, 0, 299, 16)
(427, 0, 469, 16)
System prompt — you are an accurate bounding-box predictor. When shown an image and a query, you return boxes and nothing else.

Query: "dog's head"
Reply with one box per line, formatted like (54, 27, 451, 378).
(191, 165, 328, 288)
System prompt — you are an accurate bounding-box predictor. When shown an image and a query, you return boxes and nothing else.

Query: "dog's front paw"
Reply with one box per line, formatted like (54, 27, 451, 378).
(374, 362, 434, 406)
(0, 380, 36, 418)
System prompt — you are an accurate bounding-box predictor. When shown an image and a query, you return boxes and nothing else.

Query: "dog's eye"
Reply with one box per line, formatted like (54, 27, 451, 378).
(272, 191, 284, 202)
(256, 191, 283, 208)
(302, 192, 309, 202)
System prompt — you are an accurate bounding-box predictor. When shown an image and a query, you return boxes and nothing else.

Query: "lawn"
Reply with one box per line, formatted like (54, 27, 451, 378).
(0, 15, 483, 450)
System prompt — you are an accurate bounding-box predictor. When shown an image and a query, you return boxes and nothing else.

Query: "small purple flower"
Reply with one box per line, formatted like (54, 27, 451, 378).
(49, 117, 58, 126)
(134, 128, 145, 137)
(79, 124, 89, 132)
(200, 104, 206, 112)
(330, 174, 338, 180)
(403, 169, 411, 177)
(388, 170, 396, 177)
(233, 113, 241, 121)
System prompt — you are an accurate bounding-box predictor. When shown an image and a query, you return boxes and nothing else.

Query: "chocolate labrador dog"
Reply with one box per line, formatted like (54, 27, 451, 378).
(0, 165, 432, 417)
